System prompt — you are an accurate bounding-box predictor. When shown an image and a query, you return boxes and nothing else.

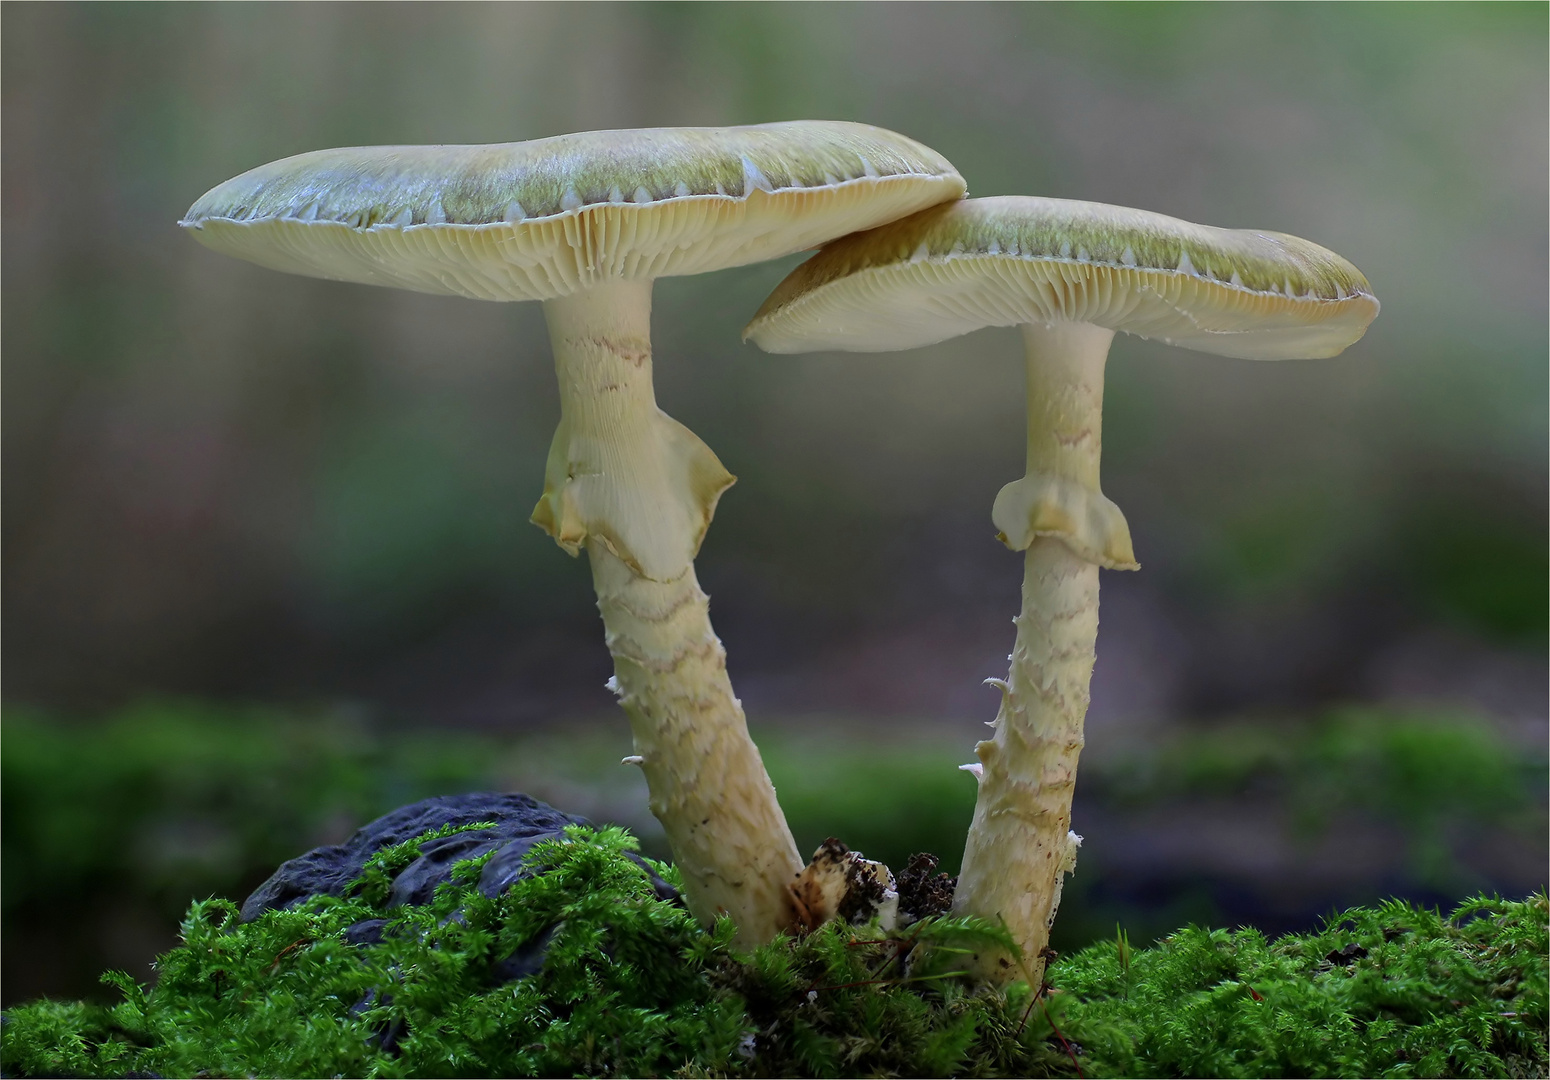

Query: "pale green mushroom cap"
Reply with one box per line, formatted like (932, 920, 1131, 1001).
(180, 122, 966, 301)
(744, 196, 1379, 359)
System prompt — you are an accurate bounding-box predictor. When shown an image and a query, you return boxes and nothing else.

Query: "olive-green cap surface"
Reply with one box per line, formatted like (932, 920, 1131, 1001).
(180, 122, 966, 302)
(745, 196, 1379, 360)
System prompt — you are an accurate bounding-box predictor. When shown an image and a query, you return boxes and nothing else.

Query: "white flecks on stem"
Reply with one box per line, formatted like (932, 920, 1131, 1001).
(954, 320, 1119, 985)
(1048, 829, 1084, 927)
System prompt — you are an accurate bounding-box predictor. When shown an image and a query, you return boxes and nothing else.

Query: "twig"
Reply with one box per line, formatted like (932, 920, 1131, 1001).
(1043, 999, 1083, 1079)
(267, 938, 310, 975)
(809, 970, 971, 993)
(1014, 987, 1041, 1040)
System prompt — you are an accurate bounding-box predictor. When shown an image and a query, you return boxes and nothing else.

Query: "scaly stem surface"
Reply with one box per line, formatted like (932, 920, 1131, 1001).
(955, 322, 1122, 983)
(533, 279, 802, 944)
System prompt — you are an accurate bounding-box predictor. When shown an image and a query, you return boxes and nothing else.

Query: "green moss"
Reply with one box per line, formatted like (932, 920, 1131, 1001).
(3, 824, 1544, 1079)
(1051, 893, 1549, 1078)
(2, 825, 741, 1079)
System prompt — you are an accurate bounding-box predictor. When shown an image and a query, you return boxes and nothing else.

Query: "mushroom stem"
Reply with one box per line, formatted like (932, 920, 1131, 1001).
(534, 279, 803, 943)
(954, 321, 1126, 983)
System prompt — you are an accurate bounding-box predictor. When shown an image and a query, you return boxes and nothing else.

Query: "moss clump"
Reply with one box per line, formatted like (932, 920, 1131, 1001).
(2, 824, 1545, 1079)
(1050, 894, 1549, 1078)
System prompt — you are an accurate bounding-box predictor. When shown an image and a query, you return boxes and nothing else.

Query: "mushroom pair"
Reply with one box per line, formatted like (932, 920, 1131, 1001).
(746, 197, 1379, 980)
(184, 126, 1381, 975)
(182, 123, 966, 944)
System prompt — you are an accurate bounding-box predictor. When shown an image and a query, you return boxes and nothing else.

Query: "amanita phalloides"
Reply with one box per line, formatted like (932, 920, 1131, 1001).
(745, 195, 1379, 978)
(181, 123, 965, 944)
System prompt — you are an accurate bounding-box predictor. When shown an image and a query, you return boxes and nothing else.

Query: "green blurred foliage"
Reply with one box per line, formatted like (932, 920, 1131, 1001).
(312, 416, 530, 629)
(5, 702, 1543, 1006)
(765, 733, 977, 878)
(1400, 494, 1550, 647)
(0, 704, 490, 918)
(1098, 709, 1542, 823)
(1093, 708, 1546, 888)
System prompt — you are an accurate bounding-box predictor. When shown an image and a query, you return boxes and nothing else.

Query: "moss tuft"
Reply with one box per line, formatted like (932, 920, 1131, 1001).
(2, 823, 1544, 1079)
(1049, 892, 1549, 1078)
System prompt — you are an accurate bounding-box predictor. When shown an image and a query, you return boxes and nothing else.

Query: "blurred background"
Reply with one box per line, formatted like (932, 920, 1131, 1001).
(3, 3, 1544, 1005)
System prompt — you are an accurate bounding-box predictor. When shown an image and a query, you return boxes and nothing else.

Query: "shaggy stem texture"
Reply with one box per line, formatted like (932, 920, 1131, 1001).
(956, 322, 1127, 984)
(532, 280, 801, 943)
(590, 546, 802, 943)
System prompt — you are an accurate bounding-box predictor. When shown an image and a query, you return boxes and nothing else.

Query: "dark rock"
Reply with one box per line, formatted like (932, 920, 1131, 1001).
(1326, 942, 1369, 966)
(241, 791, 680, 990)
(475, 833, 566, 900)
(343, 919, 388, 947)
(241, 793, 585, 921)
(243, 792, 678, 924)
(490, 923, 559, 983)
(350, 988, 406, 1056)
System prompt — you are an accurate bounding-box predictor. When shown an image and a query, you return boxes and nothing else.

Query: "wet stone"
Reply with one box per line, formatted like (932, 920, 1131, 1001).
(241, 792, 583, 920)
(1326, 942, 1369, 966)
(343, 919, 388, 948)
(241, 791, 679, 987)
(490, 923, 560, 983)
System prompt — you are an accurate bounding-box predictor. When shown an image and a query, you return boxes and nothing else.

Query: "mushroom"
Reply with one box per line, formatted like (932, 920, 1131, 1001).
(744, 195, 1379, 978)
(180, 123, 966, 944)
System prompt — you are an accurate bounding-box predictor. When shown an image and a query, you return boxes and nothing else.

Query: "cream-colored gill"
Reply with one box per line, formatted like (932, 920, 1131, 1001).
(744, 196, 1378, 360)
(180, 123, 966, 301)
